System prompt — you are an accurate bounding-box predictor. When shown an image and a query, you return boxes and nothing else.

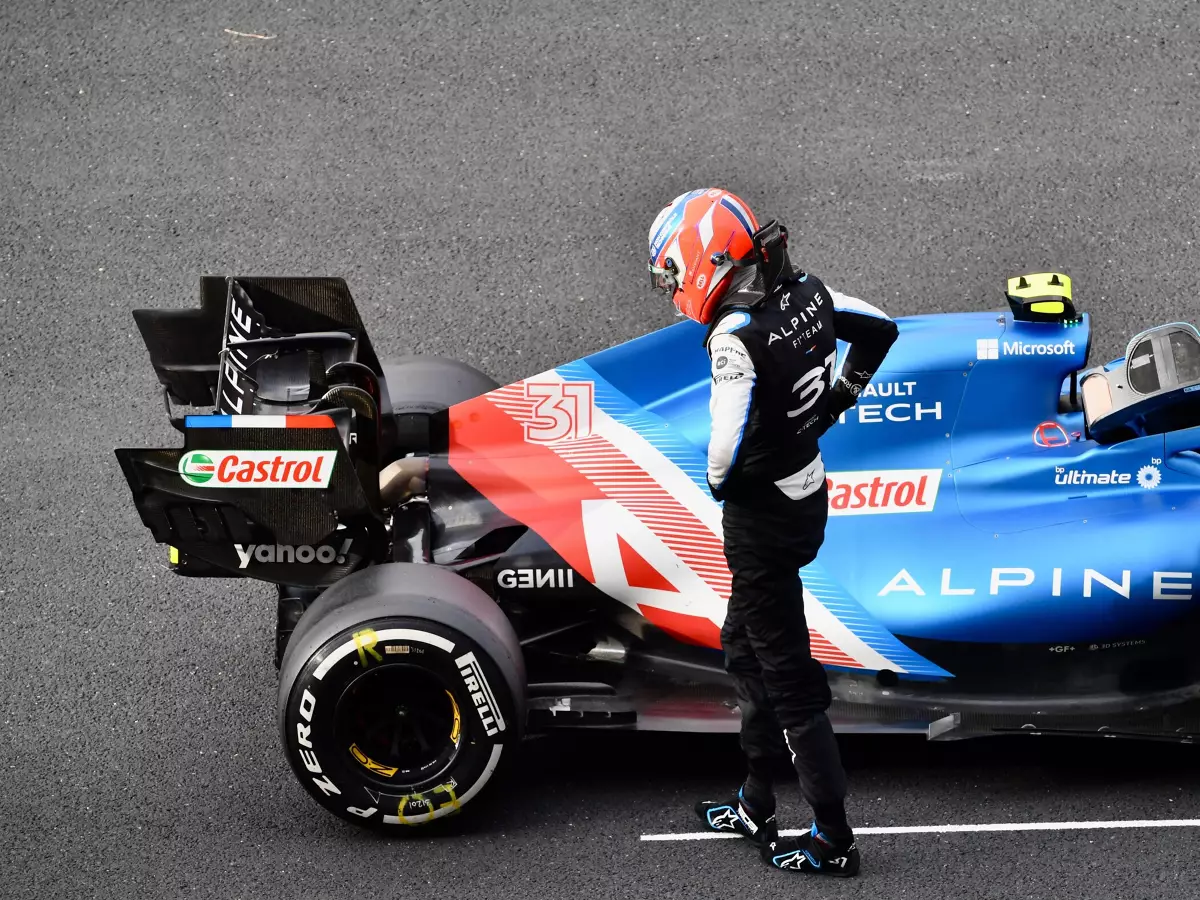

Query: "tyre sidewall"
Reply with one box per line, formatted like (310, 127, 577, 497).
(282, 615, 516, 828)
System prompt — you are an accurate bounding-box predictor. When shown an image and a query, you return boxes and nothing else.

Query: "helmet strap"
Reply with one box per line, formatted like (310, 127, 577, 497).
(710, 220, 793, 296)
(700, 221, 796, 345)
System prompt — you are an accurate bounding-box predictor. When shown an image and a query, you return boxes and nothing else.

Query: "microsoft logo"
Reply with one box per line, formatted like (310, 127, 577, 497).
(976, 338, 999, 360)
(976, 337, 1077, 361)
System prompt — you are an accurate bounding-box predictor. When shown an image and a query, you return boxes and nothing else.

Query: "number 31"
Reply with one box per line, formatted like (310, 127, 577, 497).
(524, 381, 595, 443)
(788, 351, 838, 418)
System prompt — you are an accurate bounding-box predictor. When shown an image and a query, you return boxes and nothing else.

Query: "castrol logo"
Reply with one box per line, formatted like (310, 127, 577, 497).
(826, 468, 942, 515)
(178, 450, 336, 488)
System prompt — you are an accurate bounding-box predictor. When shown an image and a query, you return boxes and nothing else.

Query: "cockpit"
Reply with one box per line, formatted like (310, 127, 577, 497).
(1080, 323, 1200, 444)
(976, 272, 1200, 448)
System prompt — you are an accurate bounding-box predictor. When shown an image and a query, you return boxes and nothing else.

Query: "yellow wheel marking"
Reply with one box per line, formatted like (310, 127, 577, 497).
(432, 782, 461, 812)
(447, 690, 462, 745)
(352, 628, 383, 666)
(396, 783, 460, 824)
(349, 742, 399, 778)
(397, 793, 436, 824)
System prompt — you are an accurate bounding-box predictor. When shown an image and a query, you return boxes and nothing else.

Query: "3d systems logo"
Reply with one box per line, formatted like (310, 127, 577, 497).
(977, 338, 1076, 360)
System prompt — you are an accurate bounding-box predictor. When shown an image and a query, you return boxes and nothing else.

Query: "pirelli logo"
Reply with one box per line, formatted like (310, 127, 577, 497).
(456, 651, 505, 737)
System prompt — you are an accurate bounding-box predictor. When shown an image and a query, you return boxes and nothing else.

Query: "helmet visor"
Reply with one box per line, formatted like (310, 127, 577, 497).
(647, 258, 679, 294)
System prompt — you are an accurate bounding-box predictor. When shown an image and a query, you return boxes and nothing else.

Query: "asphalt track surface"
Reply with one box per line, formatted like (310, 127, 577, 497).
(3, 0, 1200, 897)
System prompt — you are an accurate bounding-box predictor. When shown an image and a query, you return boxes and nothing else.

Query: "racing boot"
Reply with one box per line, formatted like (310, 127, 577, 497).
(694, 786, 778, 847)
(761, 821, 860, 877)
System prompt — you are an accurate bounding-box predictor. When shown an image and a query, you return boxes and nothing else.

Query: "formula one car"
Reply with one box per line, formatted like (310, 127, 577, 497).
(116, 272, 1200, 829)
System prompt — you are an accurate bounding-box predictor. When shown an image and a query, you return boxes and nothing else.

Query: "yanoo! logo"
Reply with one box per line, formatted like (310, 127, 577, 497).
(178, 450, 336, 488)
(233, 538, 353, 569)
(826, 469, 942, 516)
(456, 651, 505, 737)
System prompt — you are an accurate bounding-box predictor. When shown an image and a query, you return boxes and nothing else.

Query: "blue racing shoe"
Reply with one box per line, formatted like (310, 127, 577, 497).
(761, 821, 860, 877)
(694, 788, 778, 847)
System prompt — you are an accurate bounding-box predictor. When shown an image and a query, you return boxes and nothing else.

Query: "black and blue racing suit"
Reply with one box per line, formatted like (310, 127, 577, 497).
(704, 269, 899, 839)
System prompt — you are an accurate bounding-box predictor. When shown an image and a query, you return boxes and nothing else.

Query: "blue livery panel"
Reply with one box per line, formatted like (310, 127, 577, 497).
(576, 306, 1200, 652)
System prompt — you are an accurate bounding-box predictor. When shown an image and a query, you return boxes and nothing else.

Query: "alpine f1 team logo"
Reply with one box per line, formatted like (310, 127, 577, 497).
(826, 469, 942, 515)
(178, 450, 336, 488)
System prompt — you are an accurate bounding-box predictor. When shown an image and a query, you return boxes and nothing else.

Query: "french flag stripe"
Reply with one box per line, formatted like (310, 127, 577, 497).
(185, 415, 231, 428)
(185, 414, 336, 429)
(243, 416, 287, 428)
(281, 415, 337, 429)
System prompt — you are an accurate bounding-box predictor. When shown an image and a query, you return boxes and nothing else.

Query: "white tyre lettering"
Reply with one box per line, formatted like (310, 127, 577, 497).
(299, 748, 322, 774)
(311, 773, 342, 797)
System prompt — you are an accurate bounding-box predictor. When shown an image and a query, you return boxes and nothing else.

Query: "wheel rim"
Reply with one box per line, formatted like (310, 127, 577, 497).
(333, 664, 462, 786)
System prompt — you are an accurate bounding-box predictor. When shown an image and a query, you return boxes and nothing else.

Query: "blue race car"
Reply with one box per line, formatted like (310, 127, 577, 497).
(117, 271, 1200, 828)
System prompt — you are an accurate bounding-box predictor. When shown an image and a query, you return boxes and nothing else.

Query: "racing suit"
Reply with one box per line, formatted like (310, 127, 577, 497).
(705, 269, 898, 839)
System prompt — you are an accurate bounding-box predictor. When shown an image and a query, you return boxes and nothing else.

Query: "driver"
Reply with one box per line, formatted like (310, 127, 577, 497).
(646, 188, 899, 877)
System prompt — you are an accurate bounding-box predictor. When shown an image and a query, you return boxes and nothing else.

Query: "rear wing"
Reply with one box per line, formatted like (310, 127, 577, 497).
(116, 276, 394, 585)
(131, 275, 389, 423)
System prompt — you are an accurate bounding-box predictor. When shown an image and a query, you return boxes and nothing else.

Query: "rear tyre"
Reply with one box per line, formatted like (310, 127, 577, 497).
(380, 355, 500, 416)
(380, 356, 499, 457)
(278, 564, 524, 829)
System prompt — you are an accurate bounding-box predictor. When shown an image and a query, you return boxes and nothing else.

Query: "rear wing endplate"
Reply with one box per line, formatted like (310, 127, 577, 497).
(115, 413, 385, 586)
(118, 275, 399, 585)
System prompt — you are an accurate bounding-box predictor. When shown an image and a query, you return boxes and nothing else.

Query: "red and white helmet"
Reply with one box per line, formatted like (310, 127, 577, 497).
(647, 188, 761, 324)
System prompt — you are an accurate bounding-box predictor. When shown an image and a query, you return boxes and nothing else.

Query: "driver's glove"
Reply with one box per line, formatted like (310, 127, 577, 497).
(822, 376, 861, 434)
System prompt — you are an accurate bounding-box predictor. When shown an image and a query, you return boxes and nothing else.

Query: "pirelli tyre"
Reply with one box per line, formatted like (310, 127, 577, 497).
(380, 355, 499, 415)
(277, 563, 524, 829)
(380, 356, 499, 456)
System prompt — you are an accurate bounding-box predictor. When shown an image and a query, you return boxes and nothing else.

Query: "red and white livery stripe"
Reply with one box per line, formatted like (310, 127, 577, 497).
(453, 372, 907, 672)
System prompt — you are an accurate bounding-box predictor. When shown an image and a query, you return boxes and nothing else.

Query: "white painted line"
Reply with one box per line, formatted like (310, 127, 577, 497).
(640, 819, 1200, 842)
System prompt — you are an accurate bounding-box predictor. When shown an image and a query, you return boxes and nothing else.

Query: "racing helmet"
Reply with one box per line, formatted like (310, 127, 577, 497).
(647, 188, 761, 324)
